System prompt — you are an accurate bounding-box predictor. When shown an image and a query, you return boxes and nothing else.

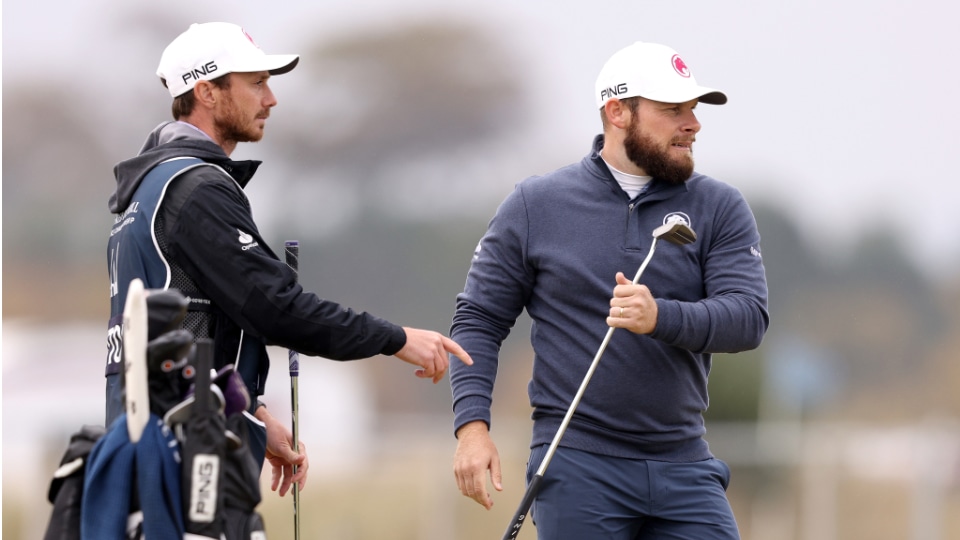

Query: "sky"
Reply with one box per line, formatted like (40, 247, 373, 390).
(5, 0, 959, 281)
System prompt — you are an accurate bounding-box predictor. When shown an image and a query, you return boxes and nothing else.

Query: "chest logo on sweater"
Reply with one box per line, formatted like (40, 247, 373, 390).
(662, 212, 692, 229)
(238, 229, 259, 251)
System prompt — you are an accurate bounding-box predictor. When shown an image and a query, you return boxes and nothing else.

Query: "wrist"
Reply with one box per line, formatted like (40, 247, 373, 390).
(254, 402, 271, 422)
(455, 420, 489, 439)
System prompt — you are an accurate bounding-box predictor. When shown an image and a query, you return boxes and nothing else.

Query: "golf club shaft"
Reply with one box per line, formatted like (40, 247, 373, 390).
(501, 238, 660, 540)
(284, 241, 301, 540)
(537, 237, 658, 474)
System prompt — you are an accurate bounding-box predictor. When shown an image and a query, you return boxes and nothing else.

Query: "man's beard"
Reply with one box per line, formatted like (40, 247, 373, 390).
(623, 123, 694, 186)
(215, 95, 266, 144)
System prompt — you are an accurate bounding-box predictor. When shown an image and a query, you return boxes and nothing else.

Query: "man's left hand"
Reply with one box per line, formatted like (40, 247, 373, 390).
(256, 405, 308, 496)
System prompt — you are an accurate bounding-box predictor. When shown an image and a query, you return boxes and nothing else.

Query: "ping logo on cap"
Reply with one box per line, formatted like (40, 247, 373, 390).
(671, 55, 691, 78)
(181, 61, 219, 85)
(600, 83, 629, 102)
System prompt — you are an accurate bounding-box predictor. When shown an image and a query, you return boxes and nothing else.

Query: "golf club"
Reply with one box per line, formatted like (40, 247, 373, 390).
(284, 240, 302, 540)
(501, 220, 697, 540)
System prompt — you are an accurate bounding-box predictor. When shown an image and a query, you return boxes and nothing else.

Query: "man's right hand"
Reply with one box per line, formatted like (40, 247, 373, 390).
(395, 327, 472, 383)
(453, 420, 502, 509)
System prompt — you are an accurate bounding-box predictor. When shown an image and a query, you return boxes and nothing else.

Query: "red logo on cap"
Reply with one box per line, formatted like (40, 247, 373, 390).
(671, 54, 691, 78)
(242, 28, 260, 49)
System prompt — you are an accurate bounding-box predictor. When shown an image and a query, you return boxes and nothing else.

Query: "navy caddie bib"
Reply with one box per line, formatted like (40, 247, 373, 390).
(105, 157, 210, 376)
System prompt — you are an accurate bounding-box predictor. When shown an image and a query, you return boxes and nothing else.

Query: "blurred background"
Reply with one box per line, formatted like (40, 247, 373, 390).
(4, 0, 960, 538)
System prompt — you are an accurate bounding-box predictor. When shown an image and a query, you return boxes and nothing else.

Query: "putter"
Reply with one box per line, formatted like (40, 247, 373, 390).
(501, 221, 697, 540)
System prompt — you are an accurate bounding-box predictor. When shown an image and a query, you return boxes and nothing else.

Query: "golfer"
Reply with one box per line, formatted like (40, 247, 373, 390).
(105, 22, 472, 499)
(450, 42, 768, 539)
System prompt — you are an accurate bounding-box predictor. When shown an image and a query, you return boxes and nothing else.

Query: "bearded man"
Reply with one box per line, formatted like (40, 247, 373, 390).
(449, 42, 769, 540)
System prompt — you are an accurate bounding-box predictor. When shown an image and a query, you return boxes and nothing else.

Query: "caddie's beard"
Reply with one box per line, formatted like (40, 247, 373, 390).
(215, 94, 266, 144)
(623, 123, 694, 186)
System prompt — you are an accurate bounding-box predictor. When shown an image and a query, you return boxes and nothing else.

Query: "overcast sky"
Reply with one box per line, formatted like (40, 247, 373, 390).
(5, 0, 959, 281)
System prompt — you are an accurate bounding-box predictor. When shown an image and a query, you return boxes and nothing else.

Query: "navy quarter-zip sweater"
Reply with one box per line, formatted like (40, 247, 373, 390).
(450, 135, 769, 461)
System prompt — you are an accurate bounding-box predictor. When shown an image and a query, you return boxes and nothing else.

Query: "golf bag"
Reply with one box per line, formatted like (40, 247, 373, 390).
(43, 425, 106, 540)
(44, 285, 267, 539)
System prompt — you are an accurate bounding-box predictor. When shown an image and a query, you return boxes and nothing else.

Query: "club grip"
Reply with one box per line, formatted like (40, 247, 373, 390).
(501, 474, 544, 540)
(284, 241, 300, 377)
(193, 339, 215, 413)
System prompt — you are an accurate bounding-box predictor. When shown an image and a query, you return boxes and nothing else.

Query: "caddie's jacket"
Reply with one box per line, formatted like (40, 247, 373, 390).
(450, 134, 770, 463)
(106, 121, 407, 426)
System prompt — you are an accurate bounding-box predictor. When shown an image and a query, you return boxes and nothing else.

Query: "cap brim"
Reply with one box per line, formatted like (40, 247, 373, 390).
(234, 54, 299, 76)
(267, 55, 299, 75)
(697, 90, 727, 105)
(651, 87, 727, 105)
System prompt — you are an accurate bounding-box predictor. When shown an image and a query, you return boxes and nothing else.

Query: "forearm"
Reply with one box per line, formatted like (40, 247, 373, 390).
(449, 301, 516, 435)
(170, 186, 406, 359)
(237, 284, 407, 359)
(449, 335, 497, 435)
(653, 295, 768, 353)
(651, 192, 770, 353)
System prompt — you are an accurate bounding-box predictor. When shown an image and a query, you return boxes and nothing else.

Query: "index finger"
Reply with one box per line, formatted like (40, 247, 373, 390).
(613, 282, 640, 298)
(294, 442, 309, 491)
(278, 463, 294, 496)
(443, 336, 473, 366)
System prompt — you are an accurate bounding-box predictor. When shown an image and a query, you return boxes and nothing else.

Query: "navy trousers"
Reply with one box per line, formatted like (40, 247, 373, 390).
(526, 444, 740, 540)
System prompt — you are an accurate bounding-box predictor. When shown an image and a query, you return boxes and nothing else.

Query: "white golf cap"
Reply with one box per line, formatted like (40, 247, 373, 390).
(595, 42, 726, 109)
(157, 22, 299, 98)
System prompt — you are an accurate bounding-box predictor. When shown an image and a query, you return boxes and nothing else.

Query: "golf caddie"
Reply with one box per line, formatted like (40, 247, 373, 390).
(90, 20, 470, 538)
(449, 41, 769, 539)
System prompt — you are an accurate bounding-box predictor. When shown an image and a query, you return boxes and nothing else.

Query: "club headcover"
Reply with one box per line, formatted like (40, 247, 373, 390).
(145, 289, 190, 340)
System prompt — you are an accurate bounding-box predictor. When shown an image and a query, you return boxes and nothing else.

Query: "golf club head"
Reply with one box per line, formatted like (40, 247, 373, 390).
(652, 221, 697, 245)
